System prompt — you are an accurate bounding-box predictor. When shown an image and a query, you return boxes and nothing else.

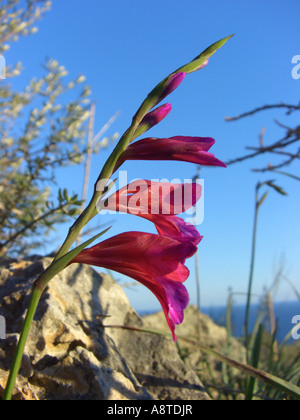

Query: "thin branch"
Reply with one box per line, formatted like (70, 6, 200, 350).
(81, 103, 96, 209)
(225, 103, 300, 122)
(92, 110, 121, 146)
(80, 107, 120, 211)
(0, 201, 72, 254)
(252, 152, 300, 173)
(246, 148, 296, 158)
(226, 134, 300, 166)
(76, 107, 120, 246)
(102, 324, 300, 400)
(271, 170, 300, 182)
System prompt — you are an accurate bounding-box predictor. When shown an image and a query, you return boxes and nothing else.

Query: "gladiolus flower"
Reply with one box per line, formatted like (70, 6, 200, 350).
(100, 180, 202, 244)
(71, 231, 201, 341)
(115, 136, 226, 170)
(102, 180, 201, 215)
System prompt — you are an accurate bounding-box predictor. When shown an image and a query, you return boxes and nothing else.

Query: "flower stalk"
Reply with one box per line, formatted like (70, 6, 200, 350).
(3, 35, 232, 400)
(3, 288, 42, 400)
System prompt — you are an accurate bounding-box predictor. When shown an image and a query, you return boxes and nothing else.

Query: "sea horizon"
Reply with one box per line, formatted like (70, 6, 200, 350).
(138, 300, 300, 344)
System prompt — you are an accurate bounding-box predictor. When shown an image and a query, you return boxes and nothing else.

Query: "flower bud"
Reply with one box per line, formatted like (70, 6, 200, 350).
(141, 103, 172, 127)
(157, 72, 186, 103)
(132, 103, 172, 141)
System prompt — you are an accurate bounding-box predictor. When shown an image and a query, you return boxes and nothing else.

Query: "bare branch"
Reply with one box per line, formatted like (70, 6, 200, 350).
(252, 147, 300, 173)
(226, 132, 300, 166)
(225, 103, 300, 122)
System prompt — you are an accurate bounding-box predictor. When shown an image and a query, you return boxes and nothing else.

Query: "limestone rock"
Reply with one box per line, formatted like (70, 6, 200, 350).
(0, 257, 210, 400)
(143, 305, 247, 394)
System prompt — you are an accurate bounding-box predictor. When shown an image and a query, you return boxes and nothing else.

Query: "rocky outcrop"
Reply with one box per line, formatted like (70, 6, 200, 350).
(144, 306, 246, 367)
(0, 257, 210, 400)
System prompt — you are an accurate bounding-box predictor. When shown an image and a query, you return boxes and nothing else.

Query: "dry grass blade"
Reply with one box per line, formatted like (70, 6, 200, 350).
(103, 324, 300, 400)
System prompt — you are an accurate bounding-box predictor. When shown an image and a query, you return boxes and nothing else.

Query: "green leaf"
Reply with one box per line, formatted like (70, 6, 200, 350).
(265, 181, 288, 196)
(257, 191, 268, 208)
(58, 227, 111, 265)
(58, 188, 63, 202)
(35, 227, 111, 291)
(103, 325, 300, 400)
(245, 324, 264, 400)
(273, 170, 300, 182)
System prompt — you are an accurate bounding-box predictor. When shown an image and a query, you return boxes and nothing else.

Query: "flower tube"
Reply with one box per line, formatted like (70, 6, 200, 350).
(115, 136, 226, 170)
(100, 180, 202, 243)
(71, 231, 200, 341)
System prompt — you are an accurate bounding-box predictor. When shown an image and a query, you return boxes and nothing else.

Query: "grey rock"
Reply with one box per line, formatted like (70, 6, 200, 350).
(143, 305, 247, 394)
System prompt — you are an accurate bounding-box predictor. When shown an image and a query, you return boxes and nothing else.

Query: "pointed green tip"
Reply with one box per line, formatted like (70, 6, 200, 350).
(203, 33, 235, 57)
(175, 34, 234, 75)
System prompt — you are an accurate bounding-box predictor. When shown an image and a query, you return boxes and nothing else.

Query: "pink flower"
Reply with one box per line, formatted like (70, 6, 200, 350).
(143, 213, 202, 245)
(101, 180, 202, 244)
(103, 180, 201, 214)
(115, 136, 226, 170)
(71, 231, 200, 341)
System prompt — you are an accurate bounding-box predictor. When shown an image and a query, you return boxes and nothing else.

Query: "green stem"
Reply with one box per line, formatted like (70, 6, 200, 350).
(54, 191, 100, 261)
(245, 323, 264, 400)
(2, 287, 42, 401)
(96, 112, 147, 184)
(244, 185, 260, 356)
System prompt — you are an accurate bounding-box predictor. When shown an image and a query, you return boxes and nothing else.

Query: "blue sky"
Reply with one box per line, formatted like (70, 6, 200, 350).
(4, 0, 300, 311)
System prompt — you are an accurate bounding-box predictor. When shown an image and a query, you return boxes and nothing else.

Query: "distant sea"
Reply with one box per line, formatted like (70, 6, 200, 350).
(140, 301, 300, 344)
(201, 301, 300, 344)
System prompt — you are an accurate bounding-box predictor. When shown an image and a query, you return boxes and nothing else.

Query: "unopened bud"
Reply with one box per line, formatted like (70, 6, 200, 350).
(141, 103, 172, 128)
(132, 103, 172, 141)
(157, 72, 186, 103)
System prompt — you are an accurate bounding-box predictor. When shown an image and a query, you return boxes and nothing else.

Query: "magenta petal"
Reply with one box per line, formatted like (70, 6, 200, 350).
(139, 103, 172, 129)
(157, 72, 186, 103)
(71, 232, 195, 341)
(71, 232, 196, 281)
(104, 180, 202, 217)
(164, 280, 190, 325)
(169, 136, 215, 152)
(102, 181, 203, 248)
(116, 136, 226, 168)
(149, 278, 190, 341)
(143, 214, 203, 246)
